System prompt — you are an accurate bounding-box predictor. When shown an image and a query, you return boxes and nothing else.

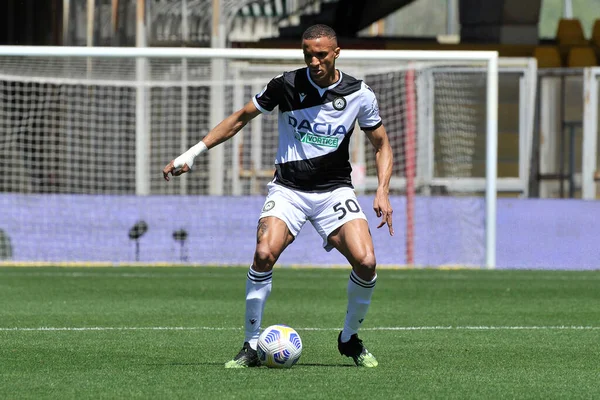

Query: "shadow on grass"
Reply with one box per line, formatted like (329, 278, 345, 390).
(297, 363, 355, 368)
(144, 362, 354, 368)
(143, 362, 207, 366)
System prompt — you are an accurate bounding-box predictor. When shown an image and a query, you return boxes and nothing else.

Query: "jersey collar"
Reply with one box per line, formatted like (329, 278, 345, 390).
(306, 68, 343, 97)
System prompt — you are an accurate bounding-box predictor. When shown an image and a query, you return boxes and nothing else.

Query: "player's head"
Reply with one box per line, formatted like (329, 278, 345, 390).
(301, 24, 340, 85)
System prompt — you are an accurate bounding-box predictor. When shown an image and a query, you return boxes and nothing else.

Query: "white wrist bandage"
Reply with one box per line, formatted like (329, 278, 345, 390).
(173, 141, 208, 170)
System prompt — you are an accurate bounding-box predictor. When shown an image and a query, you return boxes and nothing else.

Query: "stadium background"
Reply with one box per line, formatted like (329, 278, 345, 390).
(1, 0, 600, 269)
(2, 4, 600, 398)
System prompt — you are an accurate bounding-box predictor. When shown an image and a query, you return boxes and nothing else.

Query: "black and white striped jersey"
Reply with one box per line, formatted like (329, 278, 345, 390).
(252, 67, 382, 192)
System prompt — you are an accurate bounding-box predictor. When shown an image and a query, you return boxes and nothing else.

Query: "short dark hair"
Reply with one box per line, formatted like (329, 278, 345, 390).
(302, 24, 337, 42)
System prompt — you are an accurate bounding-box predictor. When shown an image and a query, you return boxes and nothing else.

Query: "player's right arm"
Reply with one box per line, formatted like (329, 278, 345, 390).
(162, 100, 261, 181)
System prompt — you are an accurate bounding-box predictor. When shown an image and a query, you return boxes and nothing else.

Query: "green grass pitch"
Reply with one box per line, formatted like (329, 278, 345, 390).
(1, 266, 599, 399)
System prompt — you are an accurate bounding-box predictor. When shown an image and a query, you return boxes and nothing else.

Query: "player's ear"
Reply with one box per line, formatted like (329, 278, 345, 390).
(334, 47, 340, 59)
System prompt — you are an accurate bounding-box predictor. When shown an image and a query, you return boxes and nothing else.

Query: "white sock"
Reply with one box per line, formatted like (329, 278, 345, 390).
(341, 270, 377, 343)
(244, 267, 272, 350)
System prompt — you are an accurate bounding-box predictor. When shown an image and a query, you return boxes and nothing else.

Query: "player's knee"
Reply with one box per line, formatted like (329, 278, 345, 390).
(352, 252, 377, 280)
(253, 246, 277, 271)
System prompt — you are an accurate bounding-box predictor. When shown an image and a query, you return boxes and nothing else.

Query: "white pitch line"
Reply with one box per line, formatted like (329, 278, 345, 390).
(2, 270, 600, 281)
(0, 326, 599, 332)
(0, 326, 237, 332)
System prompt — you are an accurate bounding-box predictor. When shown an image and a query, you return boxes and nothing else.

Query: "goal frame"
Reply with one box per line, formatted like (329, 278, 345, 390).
(0, 45, 499, 268)
(582, 67, 600, 200)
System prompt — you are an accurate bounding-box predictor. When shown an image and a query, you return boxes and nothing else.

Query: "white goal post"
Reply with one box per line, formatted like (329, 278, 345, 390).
(0, 45, 526, 268)
(582, 67, 600, 200)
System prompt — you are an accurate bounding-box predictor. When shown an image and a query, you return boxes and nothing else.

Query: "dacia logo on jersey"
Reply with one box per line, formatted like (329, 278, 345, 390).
(288, 116, 343, 148)
(287, 116, 347, 136)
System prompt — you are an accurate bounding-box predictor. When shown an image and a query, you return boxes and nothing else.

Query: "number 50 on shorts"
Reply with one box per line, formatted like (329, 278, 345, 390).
(333, 199, 361, 220)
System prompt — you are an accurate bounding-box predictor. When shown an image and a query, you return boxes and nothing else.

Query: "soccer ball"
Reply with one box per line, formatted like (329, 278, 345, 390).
(257, 324, 303, 368)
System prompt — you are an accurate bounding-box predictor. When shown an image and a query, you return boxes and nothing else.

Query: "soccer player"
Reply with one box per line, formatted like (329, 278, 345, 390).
(162, 24, 393, 368)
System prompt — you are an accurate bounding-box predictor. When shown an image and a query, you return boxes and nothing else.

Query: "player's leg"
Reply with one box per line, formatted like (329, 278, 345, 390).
(328, 219, 379, 367)
(328, 218, 376, 281)
(310, 188, 378, 367)
(225, 216, 295, 368)
(245, 216, 295, 347)
(226, 183, 306, 368)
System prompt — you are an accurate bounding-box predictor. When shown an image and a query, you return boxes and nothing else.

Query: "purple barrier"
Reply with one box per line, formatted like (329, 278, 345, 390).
(1, 194, 599, 269)
(496, 198, 600, 270)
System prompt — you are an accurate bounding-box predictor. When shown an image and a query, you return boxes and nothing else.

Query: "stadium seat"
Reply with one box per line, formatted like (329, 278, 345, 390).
(533, 46, 562, 68)
(556, 18, 587, 46)
(592, 19, 600, 47)
(567, 46, 598, 67)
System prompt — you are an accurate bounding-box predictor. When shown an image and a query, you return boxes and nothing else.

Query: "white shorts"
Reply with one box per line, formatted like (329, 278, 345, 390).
(259, 182, 367, 251)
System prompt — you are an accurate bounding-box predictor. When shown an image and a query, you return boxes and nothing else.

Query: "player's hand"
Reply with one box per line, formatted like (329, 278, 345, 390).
(373, 190, 394, 236)
(162, 160, 190, 181)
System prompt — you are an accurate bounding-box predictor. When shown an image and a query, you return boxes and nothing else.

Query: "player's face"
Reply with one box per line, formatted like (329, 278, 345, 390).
(302, 36, 340, 85)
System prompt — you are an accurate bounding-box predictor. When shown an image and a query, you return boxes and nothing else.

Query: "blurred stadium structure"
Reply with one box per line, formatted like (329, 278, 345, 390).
(58, 0, 345, 47)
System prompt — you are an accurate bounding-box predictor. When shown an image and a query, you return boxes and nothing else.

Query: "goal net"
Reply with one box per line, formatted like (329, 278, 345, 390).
(0, 46, 535, 267)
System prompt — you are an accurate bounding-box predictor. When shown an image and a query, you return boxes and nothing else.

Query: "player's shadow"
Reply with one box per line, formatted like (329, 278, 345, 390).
(143, 362, 206, 366)
(297, 362, 355, 368)
(144, 362, 354, 368)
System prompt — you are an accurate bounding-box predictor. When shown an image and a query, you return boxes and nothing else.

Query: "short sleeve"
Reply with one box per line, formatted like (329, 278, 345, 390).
(253, 74, 284, 114)
(357, 83, 382, 130)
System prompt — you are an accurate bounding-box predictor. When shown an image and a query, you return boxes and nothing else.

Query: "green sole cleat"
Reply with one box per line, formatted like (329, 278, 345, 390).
(224, 342, 260, 368)
(337, 332, 378, 368)
(352, 348, 378, 367)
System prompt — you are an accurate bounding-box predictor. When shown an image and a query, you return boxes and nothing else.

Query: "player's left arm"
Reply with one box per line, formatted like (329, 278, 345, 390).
(364, 125, 394, 236)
